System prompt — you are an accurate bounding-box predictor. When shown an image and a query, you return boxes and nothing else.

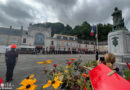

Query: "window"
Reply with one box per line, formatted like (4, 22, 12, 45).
(34, 33, 44, 45)
(63, 36, 67, 40)
(71, 43, 72, 46)
(69, 37, 73, 40)
(75, 38, 78, 41)
(68, 42, 71, 46)
(57, 41, 61, 46)
(60, 42, 62, 46)
(23, 38, 26, 43)
(57, 36, 61, 39)
(79, 44, 81, 48)
(64, 42, 66, 46)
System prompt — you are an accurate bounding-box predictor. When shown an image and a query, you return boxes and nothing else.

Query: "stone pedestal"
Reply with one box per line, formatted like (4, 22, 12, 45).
(108, 30, 130, 68)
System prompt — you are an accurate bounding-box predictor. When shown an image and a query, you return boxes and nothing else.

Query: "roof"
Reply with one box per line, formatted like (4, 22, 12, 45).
(0, 27, 24, 36)
(54, 34, 77, 38)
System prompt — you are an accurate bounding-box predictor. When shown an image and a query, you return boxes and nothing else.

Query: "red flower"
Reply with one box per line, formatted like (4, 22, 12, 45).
(84, 80, 87, 84)
(67, 62, 71, 66)
(53, 64, 58, 67)
(84, 87, 87, 90)
(69, 58, 76, 61)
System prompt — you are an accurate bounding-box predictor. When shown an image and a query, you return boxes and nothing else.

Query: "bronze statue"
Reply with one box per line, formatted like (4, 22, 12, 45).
(112, 7, 127, 31)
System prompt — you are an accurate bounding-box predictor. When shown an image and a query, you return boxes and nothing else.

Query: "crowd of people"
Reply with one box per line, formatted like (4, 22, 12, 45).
(17, 48, 107, 55)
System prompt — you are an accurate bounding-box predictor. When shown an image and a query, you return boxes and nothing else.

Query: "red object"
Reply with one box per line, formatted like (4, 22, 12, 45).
(36, 46, 43, 48)
(126, 62, 130, 70)
(126, 63, 130, 82)
(69, 58, 76, 61)
(89, 64, 130, 90)
(11, 44, 17, 48)
(84, 80, 87, 84)
(90, 30, 94, 36)
(84, 87, 87, 90)
(0, 78, 3, 84)
(53, 64, 58, 67)
(82, 73, 88, 78)
(0, 77, 3, 87)
(128, 77, 130, 82)
(67, 62, 71, 65)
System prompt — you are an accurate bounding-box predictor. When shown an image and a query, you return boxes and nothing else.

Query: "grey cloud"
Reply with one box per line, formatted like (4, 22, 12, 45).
(0, 0, 130, 30)
(0, 2, 32, 19)
(0, 0, 35, 28)
(37, 0, 130, 29)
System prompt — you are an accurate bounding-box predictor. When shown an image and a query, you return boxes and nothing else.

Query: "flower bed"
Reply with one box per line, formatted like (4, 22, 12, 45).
(17, 58, 130, 90)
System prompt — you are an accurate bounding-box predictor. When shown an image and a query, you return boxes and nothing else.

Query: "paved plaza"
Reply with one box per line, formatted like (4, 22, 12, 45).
(0, 54, 97, 90)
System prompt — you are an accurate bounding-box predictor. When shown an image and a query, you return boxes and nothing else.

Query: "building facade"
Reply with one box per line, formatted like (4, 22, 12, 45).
(0, 24, 52, 53)
(50, 34, 79, 53)
(0, 24, 108, 54)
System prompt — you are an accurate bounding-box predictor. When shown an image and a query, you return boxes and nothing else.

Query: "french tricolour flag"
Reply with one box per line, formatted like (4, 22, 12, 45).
(90, 26, 96, 37)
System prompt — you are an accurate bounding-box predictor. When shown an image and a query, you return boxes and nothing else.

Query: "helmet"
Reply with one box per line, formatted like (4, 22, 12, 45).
(11, 44, 17, 48)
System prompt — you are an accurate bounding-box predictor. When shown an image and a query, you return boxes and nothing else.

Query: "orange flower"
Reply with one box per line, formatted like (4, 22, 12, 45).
(82, 73, 88, 78)
(37, 60, 52, 66)
(53, 64, 58, 67)
(69, 58, 76, 61)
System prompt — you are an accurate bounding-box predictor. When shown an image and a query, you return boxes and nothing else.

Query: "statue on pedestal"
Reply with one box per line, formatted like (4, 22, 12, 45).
(112, 7, 127, 31)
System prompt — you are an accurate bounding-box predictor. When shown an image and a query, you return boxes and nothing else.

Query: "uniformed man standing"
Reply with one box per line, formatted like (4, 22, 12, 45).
(96, 49, 99, 61)
(5, 44, 18, 82)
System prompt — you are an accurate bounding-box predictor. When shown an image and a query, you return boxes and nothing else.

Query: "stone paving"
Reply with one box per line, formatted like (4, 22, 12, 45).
(0, 54, 97, 90)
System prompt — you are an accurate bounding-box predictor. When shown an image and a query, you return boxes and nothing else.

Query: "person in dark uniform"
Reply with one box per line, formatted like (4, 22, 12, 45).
(5, 44, 18, 82)
(96, 49, 99, 61)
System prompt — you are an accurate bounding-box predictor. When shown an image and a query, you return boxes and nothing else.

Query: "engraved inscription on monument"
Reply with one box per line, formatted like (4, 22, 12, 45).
(111, 36, 120, 53)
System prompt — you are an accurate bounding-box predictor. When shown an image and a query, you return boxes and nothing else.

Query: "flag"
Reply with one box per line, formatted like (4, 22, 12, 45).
(95, 33, 98, 39)
(90, 30, 94, 36)
(90, 26, 96, 37)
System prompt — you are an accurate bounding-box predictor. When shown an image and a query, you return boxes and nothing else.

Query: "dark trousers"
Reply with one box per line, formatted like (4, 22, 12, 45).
(96, 55, 98, 60)
(6, 62, 16, 82)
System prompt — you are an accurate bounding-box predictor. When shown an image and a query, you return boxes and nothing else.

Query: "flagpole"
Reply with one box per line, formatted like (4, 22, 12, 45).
(96, 25, 98, 50)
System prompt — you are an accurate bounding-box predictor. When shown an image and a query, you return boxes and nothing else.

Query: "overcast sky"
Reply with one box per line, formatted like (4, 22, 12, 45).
(0, 0, 130, 30)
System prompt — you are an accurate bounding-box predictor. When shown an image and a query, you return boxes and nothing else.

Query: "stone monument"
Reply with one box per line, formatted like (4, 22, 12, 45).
(111, 7, 127, 31)
(108, 7, 130, 68)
